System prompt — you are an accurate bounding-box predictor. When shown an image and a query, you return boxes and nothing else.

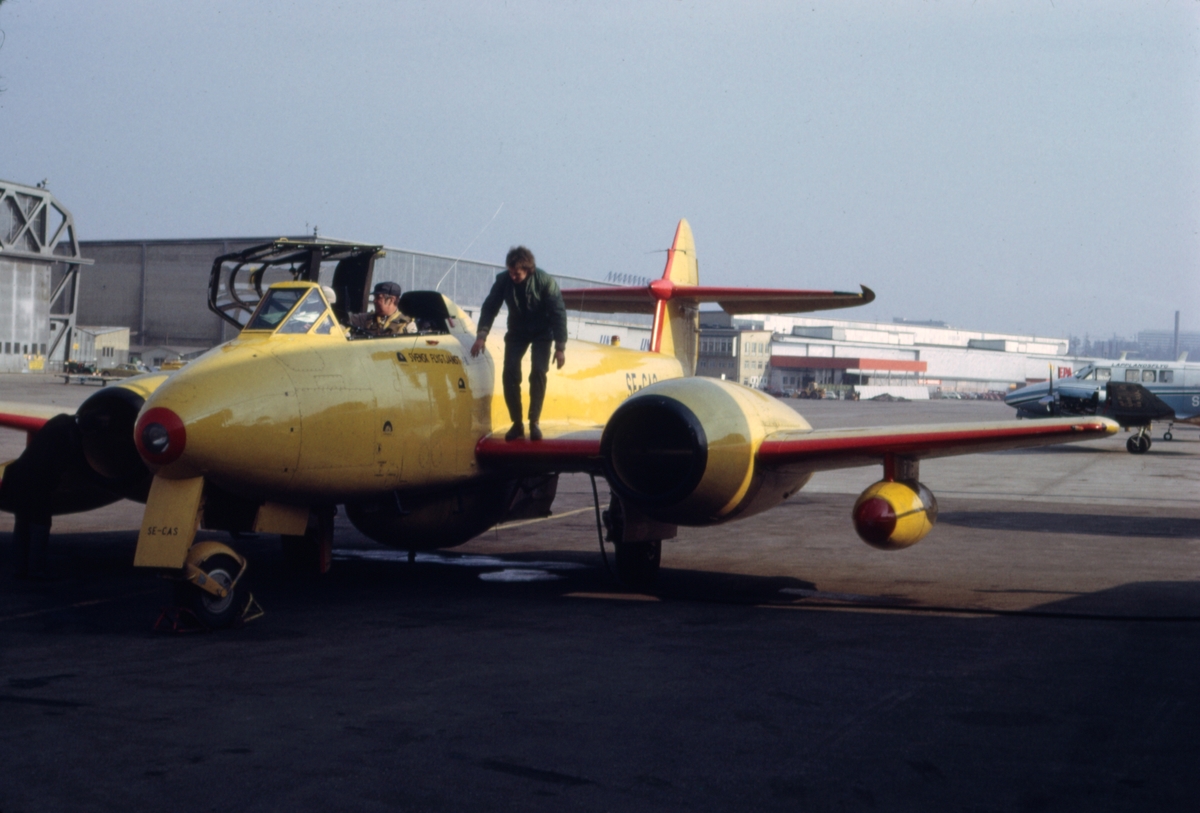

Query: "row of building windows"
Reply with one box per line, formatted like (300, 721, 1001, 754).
(3, 342, 46, 355)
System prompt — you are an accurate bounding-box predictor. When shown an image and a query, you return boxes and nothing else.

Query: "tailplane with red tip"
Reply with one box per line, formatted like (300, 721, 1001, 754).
(559, 219, 875, 377)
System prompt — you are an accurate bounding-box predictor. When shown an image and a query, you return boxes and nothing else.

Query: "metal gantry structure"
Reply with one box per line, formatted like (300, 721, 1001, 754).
(0, 180, 93, 370)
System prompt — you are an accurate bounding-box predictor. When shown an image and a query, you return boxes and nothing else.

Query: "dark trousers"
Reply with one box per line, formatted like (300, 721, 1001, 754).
(502, 335, 552, 423)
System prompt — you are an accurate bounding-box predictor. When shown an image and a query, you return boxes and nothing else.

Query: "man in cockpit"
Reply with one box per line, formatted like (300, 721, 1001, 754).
(349, 281, 416, 336)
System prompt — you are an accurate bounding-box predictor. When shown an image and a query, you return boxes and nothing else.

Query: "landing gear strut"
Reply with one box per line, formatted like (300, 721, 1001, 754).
(1126, 427, 1151, 454)
(281, 508, 335, 574)
(601, 495, 667, 591)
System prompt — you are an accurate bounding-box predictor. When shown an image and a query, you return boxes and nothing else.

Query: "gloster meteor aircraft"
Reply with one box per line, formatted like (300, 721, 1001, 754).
(0, 221, 1117, 627)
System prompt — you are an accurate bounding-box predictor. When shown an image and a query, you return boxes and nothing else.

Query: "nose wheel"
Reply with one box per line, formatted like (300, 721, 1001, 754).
(176, 552, 249, 628)
(1163, 423, 1174, 441)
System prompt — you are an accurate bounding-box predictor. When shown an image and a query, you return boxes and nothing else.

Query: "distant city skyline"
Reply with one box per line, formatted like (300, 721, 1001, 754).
(1, 2, 1196, 340)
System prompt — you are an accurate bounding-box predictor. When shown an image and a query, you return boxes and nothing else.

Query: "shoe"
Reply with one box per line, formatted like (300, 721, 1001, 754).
(505, 422, 524, 441)
(529, 422, 543, 442)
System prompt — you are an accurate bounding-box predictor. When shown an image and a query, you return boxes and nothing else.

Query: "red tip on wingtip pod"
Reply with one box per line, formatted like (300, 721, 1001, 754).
(852, 496, 897, 547)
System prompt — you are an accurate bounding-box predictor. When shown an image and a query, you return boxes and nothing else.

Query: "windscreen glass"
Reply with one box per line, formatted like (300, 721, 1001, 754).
(246, 288, 306, 331)
(1096, 368, 1111, 380)
(277, 291, 328, 334)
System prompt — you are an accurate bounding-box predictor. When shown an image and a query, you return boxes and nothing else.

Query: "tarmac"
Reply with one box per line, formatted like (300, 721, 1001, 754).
(1, 373, 1198, 811)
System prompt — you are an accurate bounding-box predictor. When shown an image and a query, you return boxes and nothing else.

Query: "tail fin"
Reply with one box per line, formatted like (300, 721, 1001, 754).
(651, 219, 700, 374)
(558, 218, 875, 376)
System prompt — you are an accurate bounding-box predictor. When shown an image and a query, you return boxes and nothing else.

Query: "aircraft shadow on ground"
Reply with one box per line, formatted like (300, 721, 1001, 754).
(0, 530, 824, 622)
(5, 531, 1199, 631)
(938, 511, 1200, 539)
(1024, 580, 1200, 620)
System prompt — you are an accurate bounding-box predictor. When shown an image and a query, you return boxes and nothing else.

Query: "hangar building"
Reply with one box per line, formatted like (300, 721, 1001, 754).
(0, 180, 89, 373)
(76, 237, 649, 359)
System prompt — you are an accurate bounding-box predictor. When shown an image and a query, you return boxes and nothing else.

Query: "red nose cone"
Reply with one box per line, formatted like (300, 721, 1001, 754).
(135, 407, 187, 466)
(853, 496, 897, 546)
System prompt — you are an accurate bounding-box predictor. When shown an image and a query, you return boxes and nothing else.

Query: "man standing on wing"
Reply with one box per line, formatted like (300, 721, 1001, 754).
(469, 246, 567, 442)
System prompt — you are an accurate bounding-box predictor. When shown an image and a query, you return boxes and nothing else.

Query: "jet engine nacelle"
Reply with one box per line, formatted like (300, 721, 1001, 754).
(600, 378, 812, 526)
(851, 480, 938, 550)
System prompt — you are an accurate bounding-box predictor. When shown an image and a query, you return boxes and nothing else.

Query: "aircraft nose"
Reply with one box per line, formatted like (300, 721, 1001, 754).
(135, 347, 303, 488)
(135, 407, 187, 467)
(1005, 383, 1044, 406)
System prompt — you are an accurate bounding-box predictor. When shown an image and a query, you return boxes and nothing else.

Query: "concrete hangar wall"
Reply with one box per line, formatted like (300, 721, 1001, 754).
(76, 237, 650, 358)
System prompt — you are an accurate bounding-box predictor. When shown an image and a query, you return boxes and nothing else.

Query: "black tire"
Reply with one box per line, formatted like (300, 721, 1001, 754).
(615, 540, 661, 591)
(1164, 431, 1173, 441)
(176, 554, 247, 628)
(281, 510, 334, 574)
(1126, 435, 1150, 455)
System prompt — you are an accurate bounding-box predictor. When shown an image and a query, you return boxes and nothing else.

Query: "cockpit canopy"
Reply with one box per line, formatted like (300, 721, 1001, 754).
(241, 282, 466, 338)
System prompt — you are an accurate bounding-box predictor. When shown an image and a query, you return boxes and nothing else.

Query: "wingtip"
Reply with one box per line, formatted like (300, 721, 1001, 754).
(859, 285, 876, 304)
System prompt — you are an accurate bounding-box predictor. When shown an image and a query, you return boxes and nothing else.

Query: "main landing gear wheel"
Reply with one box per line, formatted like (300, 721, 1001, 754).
(614, 540, 661, 591)
(11, 516, 49, 580)
(282, 510, 335, 574)
(176, 554, 248, 628)
(1126, 434, 1151, 454)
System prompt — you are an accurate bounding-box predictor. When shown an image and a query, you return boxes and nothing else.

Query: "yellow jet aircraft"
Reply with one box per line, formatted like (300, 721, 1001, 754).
(0, 220, 1117, 627)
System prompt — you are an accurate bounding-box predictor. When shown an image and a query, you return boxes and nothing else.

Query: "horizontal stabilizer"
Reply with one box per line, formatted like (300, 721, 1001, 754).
(561, 282, 875, 315)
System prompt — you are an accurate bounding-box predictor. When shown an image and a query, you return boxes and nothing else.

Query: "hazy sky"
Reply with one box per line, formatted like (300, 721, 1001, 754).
(1, 1, 1196, 339)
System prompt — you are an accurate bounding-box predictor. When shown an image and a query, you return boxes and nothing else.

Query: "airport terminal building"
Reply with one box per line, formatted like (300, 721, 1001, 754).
(697, 312, 1086, 398)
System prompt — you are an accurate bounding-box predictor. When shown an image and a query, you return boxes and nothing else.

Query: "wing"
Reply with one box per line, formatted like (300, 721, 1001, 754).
(475, 416, 1117, 478)
(561, 283, 875, 315)
(475, 423, 604, 474)
(757, 417, 1118, 473)
(0, 401, 65, 442)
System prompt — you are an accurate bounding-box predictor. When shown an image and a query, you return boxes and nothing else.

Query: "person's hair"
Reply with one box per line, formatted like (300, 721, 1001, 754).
(506, 246, 535, 272)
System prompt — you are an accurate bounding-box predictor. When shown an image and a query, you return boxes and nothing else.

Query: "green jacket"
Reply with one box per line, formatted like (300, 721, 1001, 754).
(476, 268, 568, 349)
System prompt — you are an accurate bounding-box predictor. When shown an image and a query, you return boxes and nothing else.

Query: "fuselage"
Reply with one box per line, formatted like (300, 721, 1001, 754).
(1005, 360, 1200, 426)
(138, 283, 689, 501)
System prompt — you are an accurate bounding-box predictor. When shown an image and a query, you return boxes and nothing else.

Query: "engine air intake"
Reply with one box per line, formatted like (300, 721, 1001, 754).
(601, 395, 707, 507)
